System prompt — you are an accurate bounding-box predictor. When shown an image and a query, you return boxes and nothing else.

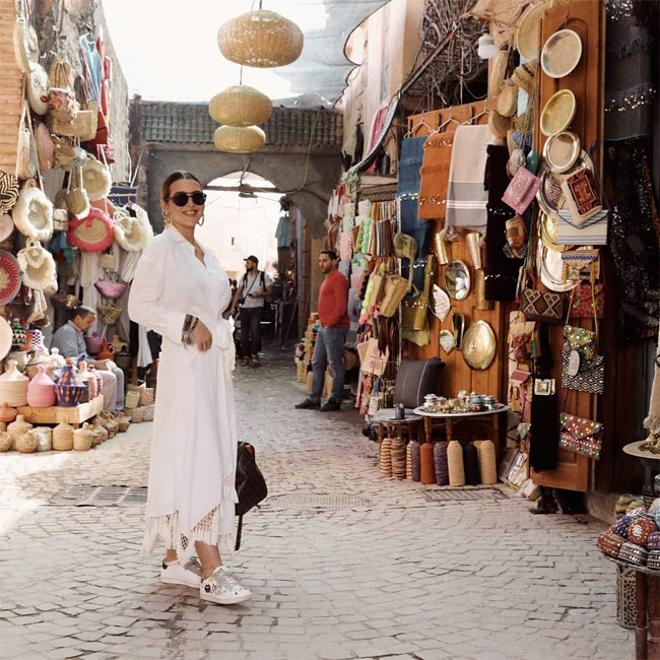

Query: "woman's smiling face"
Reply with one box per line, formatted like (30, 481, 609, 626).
(162, 178, 205, 231)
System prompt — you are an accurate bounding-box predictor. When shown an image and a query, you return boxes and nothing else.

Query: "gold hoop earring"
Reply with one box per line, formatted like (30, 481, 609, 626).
(198, 216, 205, 226)
(163, 212, 170, 225)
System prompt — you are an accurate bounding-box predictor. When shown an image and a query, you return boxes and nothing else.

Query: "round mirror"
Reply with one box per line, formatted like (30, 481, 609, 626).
(462, 320, 497, 370)
(444, 260, 471, 300)
(439, 330, 455, 355)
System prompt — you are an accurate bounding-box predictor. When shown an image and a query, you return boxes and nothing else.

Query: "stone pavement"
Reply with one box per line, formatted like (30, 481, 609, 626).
(0, 347, 632, 659)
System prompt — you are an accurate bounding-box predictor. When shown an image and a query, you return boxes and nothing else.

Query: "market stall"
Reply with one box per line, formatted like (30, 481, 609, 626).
(0, 1, 152, 454)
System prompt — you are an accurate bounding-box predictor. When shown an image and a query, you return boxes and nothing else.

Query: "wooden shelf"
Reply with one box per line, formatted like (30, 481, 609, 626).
(17, 396, 104, 427)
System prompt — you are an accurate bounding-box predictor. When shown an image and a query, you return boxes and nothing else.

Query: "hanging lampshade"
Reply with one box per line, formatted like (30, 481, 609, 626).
(209, 85, 272, 127)
(213, 125, 266, 153)
(217, 10, 303, 68)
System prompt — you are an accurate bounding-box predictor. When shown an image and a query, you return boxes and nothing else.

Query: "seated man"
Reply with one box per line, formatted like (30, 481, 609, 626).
(51, 305, 125, 413)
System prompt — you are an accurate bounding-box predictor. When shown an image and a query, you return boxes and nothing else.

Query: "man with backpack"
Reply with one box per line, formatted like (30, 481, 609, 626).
(232, 255, 272, 367)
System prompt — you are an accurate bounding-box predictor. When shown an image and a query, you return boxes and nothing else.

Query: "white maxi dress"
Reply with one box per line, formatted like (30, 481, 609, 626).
(128, 225, 238, 558)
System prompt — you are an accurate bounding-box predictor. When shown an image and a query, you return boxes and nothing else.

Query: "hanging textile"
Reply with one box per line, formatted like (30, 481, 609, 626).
(445, 124, 498, 234)
(419, 133, 454, 223)
(396, 136, 428, 258)
(484, 144, 522, 301)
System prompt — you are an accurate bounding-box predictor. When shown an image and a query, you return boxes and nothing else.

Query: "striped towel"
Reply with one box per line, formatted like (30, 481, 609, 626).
(446, 124, 499, 233)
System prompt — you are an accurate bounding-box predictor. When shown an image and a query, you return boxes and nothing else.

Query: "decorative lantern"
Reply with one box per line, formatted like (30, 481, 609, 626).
(217, 9, 303, 68)
(213, 125, 266, 153)
(209, 85, 272, 127)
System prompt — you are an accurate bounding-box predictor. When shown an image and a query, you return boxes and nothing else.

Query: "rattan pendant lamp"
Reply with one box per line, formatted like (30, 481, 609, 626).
(209, 83, 272, 127)
(217, 2, 304, 68)
(213, 125, 266, 154)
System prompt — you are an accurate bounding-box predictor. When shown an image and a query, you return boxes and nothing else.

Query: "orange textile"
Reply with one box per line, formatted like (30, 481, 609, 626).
(418, 132, 454, 224)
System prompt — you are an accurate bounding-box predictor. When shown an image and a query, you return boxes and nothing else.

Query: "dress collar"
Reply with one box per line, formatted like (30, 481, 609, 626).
(67, 320, 83, 335)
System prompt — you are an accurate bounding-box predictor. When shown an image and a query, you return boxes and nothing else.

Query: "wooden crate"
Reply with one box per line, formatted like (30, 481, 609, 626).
(17, 396, 104, 427)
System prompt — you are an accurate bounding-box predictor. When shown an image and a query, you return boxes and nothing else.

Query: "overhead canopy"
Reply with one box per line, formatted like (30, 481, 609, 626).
(267, 0, 390, 108)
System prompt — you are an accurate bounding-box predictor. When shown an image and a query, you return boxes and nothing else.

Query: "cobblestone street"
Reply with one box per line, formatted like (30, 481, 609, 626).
(0, 348, 632, 660)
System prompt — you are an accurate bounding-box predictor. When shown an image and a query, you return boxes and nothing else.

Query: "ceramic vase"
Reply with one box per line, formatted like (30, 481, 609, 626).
(0, 402, 17, 423)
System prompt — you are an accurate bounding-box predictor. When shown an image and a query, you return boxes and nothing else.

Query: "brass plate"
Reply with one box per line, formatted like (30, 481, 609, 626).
(462, 320, 497, 371)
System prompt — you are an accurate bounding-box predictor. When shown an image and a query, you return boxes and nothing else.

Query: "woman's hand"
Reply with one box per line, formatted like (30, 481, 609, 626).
(190, 320, 212, 352)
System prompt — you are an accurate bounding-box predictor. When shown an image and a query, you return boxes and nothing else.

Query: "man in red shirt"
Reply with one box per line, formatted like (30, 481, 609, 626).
(295, 250, 349, 412)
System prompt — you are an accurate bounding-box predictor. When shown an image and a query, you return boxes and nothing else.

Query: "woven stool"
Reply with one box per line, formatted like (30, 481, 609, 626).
(411, 440, 421, 482)
(463, 442, 480, 486)
(447, 440, 465, 486)
(434, 440, 449, 486)
(406, 441, 413, 480)
(476, 439, 497, 485)
(379, 437, 392, 476)
(391, 436, 406, 480)
(420, 441, 435, 484)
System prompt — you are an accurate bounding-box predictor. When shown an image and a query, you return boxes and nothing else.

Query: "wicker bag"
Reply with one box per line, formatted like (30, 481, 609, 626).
(138, 387, 155, 406)
(16, 106, 36, 180)
(97, 303, 122, 326)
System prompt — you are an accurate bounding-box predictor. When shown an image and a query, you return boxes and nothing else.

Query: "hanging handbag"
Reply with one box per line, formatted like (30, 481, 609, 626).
(379, 274, 411, 317)
(94, 280, 128, 300)
(502, 166, 542, 215)
(402, 255, 434, 331)
(234, 441, 268, 551)
(357, 338, 389, 376)
(16, 105, 36, 180)
(561, 285, 605, 394)
(521, 287, 567, 324)
(559, 412, 604, 460)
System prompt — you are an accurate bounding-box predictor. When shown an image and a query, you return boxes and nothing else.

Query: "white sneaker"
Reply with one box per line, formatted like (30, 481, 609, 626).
(200, 566, 251, 605)
(160, 557, 202, 588)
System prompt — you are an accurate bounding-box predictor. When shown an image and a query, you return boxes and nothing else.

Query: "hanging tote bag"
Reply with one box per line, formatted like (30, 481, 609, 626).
(68, 206, 114, 252)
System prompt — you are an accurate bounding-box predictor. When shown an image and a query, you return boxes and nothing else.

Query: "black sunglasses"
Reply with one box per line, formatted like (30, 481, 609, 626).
(169, 191, 207, 207)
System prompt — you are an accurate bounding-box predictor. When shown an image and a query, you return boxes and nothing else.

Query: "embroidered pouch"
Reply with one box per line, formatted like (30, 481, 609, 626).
(561, 345, 605, 394)
(559, 412, 604, 460)
(570, 282, 604, 318)
(502, 167, 542, 215)
(521, 288, 567, 324)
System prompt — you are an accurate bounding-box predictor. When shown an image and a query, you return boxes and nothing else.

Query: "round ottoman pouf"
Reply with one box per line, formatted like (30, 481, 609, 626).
(476, 439, 498, 485)
(411, 440, 421, 482)
(627, 517, 658, 546)
(420, 441, 435, 484)
(391, 436, 406, 480)
(379, 437, 392, 477)
(463, 442, 480, 486)
(434, 440, 449, 486)
(447, 440, 465, 487)
(614, 515, 635, 539)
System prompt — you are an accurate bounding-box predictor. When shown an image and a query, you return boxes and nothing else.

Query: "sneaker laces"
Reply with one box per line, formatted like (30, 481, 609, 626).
(209, 566, 245, 594)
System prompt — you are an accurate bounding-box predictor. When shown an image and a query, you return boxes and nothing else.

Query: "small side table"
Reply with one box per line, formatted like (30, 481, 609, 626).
(372, 408, 423, 444)
(413, 405, 509, 455)
(623, 442, 660, 506)
(606, 557, 660, 660)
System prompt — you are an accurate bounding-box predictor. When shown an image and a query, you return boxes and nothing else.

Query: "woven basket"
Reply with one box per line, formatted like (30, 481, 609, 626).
(0, 431, 12, 452)
(139, 387, 154, 406)
(130, 406, 144, 423)
(420, 441, 435, 485)
(48, 108, 97, 141)
(52, 421, 74, 450)
(434, 440, 449, 486)
(411, 440, 421, 482)
(142, 404, 154, 422)
(406, 441, 413, 480)
(217, 10, 303, 68)
(124, 390, 140, 410)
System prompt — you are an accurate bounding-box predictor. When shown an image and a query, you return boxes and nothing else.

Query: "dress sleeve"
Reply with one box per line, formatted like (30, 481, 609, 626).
(128, 252, 186, 344)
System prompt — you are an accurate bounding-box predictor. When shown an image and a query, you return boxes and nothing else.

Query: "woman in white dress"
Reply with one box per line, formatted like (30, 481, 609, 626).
(128, 171, 251, 605)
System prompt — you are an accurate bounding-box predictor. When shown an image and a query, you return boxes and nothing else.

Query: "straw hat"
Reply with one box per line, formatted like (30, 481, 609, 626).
(496, 82, 518, 118)
(0, 250, 21, 305)
(511, 60, 538, 93)
(540, 89, 576, 136)
(113, 207, 153, 252)
(488, 109, 511, 139)
(515, 2, 547, 61)
(82, 155, 112, 201)
(12, 179, 54, 243)
(0, 170, 19, 215)
(17, 238, 57, 292)
(68, 207, 114, 252)
(489, 47, 510, 95)
(12, 17, 39, 74)
(541, 29, 582, 79)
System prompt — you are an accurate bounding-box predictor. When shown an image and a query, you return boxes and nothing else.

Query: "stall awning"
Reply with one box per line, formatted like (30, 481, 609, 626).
(267, 0, 391, 108)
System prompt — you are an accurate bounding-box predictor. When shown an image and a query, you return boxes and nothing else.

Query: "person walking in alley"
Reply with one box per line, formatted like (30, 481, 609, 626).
(231, 256, 272, 367)
(129, 170, 251, 606)
(295, 249, 349, 412)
